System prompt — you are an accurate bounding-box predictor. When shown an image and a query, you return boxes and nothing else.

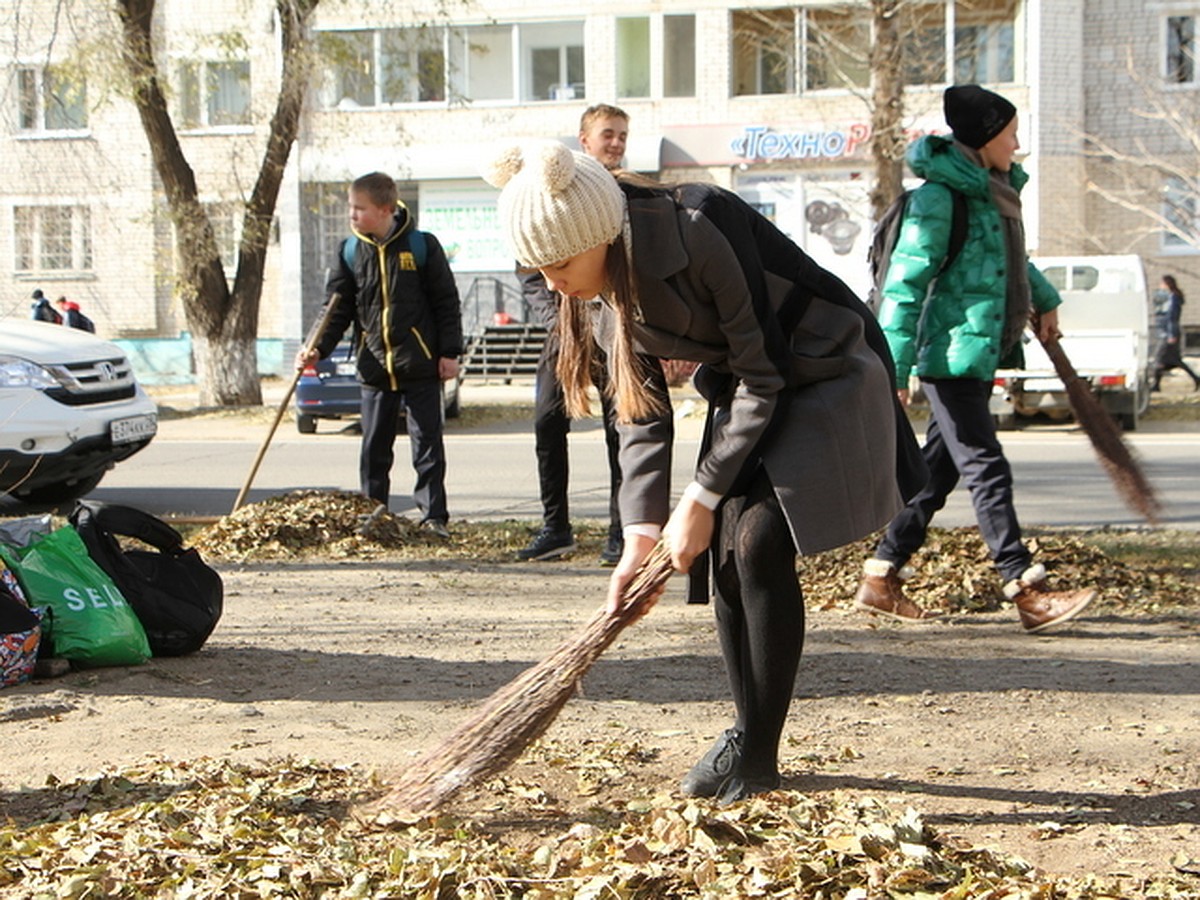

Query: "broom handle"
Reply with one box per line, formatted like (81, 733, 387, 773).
(231, 294, 342, 513)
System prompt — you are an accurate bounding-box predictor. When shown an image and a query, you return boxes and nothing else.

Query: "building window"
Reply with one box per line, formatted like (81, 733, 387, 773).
(178, 60, 251, 127)
(616, 14, 695, 99)
(1163, 176, 1198, 251)
(664, 15, 697, 98)
(521, 22, 584, 101)
(14, 206, 93, 273)
(381, 28, 446, 103)
(733, 9, 795, 96)
(955, 0, 1015, 83)
(902, 3, 947, 85)
(804, 6, 870, 91)
(448, 26, 514, 102)
(319, 21, 593, 106)
(1166, 15, 1196, 84)
(17, 66, 87, 132)
(320, 30, 375, 107)
(734, 1, 1017, 98)
(617, 17, 650, 98)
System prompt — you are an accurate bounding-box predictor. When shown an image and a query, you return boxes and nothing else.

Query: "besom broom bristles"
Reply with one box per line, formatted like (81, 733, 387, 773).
(359, 541, 676, 821)
(1039, 334, 1162, 524)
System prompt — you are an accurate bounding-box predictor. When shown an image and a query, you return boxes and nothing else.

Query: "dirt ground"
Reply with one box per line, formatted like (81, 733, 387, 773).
(2, 549, 1197, 888)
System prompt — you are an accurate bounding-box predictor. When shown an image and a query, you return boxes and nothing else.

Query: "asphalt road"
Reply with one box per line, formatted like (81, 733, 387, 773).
(85, 381, 1200, 531)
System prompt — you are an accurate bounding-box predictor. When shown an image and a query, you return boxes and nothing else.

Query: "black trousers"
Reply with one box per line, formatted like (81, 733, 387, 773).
(533, 330, 621, 534)
(875, 377, 1030, 582)
(359, 379, 448, 523)
(712, 469, 804, 782)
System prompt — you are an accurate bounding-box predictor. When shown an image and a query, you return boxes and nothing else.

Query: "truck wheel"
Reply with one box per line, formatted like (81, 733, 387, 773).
(297, 414, 317, 434)
(1118, 412, 1138, 432)
(992, 413, 1017, 431)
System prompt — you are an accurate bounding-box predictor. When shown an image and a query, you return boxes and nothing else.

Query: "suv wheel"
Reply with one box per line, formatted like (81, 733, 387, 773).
(296, 414, 317, 434)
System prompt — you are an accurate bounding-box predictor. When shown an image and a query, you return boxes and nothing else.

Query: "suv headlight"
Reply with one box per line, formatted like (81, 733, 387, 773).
(0, 355, 60, 390)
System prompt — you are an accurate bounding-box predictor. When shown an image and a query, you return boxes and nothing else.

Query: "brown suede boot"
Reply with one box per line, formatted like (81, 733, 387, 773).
(1004, 564, 1096, 634)
(854, 559, 941, 622)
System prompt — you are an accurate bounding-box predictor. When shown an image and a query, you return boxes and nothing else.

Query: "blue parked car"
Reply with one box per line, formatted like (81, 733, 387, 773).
(294, 342, 461, 434)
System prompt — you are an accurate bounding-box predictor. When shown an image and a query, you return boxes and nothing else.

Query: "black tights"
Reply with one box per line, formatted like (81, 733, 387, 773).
(711, 470, 805, 781)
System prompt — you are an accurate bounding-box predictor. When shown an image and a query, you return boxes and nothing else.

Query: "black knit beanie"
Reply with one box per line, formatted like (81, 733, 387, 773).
(943, 85, 1016, 149)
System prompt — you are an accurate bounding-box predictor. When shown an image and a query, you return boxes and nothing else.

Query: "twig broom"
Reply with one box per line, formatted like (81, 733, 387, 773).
(358, 541, 676, 822)
(1039, 334, 1162, 524)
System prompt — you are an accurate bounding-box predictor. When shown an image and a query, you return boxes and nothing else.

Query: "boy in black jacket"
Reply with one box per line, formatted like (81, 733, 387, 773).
(297, 172, 462, 537)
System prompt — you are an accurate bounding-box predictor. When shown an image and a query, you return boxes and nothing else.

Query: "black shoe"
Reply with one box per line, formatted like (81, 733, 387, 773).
(599, 530, 624, 566)
(714, 771, 782, 806)
(680, 728, 743, 798)
(419, 519, 450, 540)
(517, 528, 576, 561)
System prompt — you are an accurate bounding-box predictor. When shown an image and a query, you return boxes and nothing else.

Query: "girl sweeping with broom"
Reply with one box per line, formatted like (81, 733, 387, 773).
(484, 141, 926, 804)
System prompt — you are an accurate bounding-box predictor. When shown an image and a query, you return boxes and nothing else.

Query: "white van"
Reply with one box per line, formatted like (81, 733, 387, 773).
(989, 255, 1151, 431)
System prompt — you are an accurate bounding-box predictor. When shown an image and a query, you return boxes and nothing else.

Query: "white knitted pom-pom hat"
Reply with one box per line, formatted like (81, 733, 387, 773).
(482, 140, 625, 269)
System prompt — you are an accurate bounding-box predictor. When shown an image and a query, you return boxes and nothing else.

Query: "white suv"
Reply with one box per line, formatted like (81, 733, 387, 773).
(1, 320, 158, 506)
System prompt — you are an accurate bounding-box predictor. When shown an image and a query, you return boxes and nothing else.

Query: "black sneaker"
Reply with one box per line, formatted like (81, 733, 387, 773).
(680, 728, 743, 798)
(517, 528, 576, 561)
(599, 530, 624, 566)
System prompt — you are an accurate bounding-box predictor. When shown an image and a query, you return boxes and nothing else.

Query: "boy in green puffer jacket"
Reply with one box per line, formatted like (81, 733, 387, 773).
(855, 84, 1095, 634)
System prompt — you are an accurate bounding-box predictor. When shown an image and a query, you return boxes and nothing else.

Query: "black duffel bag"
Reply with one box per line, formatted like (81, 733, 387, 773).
(69, 501, 223, 657)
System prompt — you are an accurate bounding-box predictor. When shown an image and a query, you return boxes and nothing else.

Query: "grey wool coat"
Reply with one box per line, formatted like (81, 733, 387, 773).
(598, 182, 918, 557)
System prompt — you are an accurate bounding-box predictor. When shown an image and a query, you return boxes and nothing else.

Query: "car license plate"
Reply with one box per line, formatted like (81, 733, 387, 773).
(335, 362, 356, 376)
(111, 413, 158, 445)
(1024, 378, 1064, 391)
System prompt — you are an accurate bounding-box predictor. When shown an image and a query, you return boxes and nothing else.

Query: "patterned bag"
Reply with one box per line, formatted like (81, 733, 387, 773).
(0, 561, 40, 688)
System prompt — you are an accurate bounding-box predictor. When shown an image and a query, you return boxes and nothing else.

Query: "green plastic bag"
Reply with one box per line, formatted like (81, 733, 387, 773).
(0, 527, 150, 668)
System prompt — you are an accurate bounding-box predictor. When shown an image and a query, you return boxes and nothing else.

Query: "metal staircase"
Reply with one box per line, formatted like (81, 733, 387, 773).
(461, 322, 548, 382)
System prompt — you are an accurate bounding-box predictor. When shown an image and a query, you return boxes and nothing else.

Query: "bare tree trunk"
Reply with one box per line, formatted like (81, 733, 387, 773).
(116, 0, 319, 407)
(229, 0, 318, 366)
(869, 0, 906, 220)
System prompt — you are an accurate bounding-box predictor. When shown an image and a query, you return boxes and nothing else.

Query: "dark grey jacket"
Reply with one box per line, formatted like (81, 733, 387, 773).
(601, 183, 917, 555)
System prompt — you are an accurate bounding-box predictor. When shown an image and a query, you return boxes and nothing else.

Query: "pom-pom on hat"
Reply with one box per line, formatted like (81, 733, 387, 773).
(482, 140, 625, 269)
(943, 84, 1017, 149)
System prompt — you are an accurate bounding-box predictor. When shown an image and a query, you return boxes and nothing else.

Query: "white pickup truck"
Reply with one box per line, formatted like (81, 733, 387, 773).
(989, 254, 1151, 431)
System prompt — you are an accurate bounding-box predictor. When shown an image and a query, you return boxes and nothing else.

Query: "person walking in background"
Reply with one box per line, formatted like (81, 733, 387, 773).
(1150, 274, 1199, 392)
(30, 289, 61, 324)
(516, 103, 668, 564)
(485, 141, 923, 803)
(296, 172, 463, 538)
(854, 84, 1096, 634)
(56, 297, 95, 332)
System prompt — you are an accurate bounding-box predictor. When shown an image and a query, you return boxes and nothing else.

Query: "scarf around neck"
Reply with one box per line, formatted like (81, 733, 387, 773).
(956, 141, 1031, 354)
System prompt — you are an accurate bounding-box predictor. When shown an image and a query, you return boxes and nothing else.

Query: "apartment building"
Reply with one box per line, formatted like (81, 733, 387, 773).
(3, 0, 1197, 346)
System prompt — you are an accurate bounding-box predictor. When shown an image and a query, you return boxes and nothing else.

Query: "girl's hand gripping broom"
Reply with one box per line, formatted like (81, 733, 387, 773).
(358, 541, 676, 822)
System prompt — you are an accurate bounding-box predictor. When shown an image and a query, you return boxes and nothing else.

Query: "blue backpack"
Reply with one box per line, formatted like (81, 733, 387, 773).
(341, 229, 427, 272)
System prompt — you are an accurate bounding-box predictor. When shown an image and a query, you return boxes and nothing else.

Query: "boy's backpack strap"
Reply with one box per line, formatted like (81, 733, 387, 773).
(409, 228, 427, 269)
(942, 188, 969, 275)
(341, 235, 358, 271)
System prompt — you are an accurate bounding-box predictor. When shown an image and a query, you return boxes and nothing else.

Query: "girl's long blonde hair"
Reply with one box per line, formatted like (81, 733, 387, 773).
(555, 232, 669, 425)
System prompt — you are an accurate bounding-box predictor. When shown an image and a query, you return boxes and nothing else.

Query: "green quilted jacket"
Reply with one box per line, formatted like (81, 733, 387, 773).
(876, 134, 1061, 387)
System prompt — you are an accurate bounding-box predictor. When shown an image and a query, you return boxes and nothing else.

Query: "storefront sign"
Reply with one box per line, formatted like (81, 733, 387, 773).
(662, 119, 943, 168)
(730, 124, 871, 161)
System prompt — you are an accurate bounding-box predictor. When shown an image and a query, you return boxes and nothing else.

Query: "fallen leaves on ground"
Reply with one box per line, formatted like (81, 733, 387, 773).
(191, 491, 1199, 616)
(3, 752, 1195, 898)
